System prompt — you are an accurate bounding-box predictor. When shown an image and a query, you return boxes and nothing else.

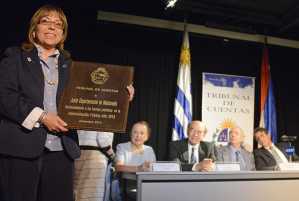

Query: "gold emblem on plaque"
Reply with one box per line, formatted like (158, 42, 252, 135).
(91, 67, 109, 85)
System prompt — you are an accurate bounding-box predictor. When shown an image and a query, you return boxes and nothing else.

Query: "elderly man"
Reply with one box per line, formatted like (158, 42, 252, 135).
(169, 120, 216, 171)
(253, 127, 288, 170)
(216, 126, 255, 170)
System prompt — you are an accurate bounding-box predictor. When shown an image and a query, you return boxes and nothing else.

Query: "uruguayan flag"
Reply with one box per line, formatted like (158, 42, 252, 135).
(172, 25, 192, 141)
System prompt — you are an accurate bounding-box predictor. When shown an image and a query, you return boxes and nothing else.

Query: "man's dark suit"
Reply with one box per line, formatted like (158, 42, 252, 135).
(0, 47, 80, 201)
(169, 139, 216, 171)
(0, 47, 80, 159)
(253, 146, 287, 170)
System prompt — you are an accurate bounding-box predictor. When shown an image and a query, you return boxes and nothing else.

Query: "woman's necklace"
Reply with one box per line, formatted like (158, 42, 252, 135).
(43, 57, 59, 86)
(38, 47, 59, 86)
(131, 144, 144, 154)
(45, 79, 57, 86)
(44, 68, 58, 86)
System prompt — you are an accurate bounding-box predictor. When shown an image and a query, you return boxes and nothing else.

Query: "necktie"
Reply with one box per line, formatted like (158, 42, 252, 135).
(235, 151, 240, 162)
(235, 150, 246, 170)
(270, 146, 284, 164)
(190, 147, 196, 163)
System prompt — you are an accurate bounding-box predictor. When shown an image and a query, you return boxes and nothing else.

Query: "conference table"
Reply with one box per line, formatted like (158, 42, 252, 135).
(122, 171, 299, 201)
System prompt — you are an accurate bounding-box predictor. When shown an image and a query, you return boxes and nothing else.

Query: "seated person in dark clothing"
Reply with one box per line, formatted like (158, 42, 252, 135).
(253, 127, 288, 170)
(169, 120, 216, 171)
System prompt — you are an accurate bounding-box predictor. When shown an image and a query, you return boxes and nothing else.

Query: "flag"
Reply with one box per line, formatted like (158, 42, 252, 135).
(259, 47, 278, 143)
(172, 25, 192, 141)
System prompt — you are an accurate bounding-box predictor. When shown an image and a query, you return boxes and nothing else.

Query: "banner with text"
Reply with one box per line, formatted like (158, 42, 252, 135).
(202, 73, 255, 150)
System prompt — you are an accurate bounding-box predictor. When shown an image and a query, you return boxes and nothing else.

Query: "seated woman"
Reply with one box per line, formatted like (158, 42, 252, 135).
(115, 121, 156, 200)
(116, 121, 156, 172)
(216, 126, 255, 171)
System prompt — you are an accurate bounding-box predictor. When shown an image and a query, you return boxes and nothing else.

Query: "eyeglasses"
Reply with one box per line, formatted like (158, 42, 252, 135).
(39, 18, 63, 29)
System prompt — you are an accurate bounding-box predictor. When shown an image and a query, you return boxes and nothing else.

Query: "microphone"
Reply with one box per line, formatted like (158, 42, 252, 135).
(280, 134, 297, 162)
(280, 135, 297, 142)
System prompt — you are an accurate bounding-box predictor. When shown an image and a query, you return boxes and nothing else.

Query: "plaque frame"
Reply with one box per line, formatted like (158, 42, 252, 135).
(58, 61, 134, 133)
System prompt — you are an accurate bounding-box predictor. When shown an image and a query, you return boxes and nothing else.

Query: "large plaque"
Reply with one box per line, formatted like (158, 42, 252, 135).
(58, 61, 134, 132)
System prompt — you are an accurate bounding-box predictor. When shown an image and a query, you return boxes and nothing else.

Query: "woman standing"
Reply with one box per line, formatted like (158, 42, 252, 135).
(0, 5, 80, 201)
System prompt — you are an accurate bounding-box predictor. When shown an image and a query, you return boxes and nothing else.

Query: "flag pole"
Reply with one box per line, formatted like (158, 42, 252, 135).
(171, 18, 192, 141)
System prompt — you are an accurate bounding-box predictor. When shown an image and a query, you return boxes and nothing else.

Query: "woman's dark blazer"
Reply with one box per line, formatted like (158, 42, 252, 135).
(0, 47, 80, 159)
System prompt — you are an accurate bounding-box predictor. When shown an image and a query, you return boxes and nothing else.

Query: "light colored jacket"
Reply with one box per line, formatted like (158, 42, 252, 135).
(216, 145, 255, 170)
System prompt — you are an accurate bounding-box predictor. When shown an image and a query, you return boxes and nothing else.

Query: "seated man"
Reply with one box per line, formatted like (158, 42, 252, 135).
(216, 126, 255, 170)
(253, 127, 288, 170)
(169, 120, 216, 171)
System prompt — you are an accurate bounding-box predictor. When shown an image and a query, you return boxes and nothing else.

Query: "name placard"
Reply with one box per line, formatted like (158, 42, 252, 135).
(278, 162, 299, 171)
(215, 162, 241, 171)
(151, 162, 181, 172)
(58, 61, 134, 132)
